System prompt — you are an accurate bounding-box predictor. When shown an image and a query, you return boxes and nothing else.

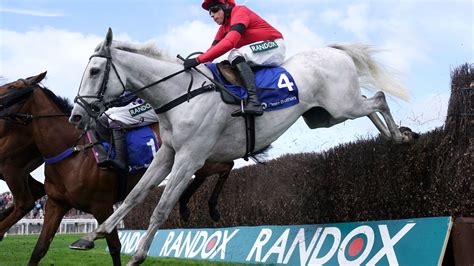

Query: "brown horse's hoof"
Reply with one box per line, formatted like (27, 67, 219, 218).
(69, 238, 95, 250)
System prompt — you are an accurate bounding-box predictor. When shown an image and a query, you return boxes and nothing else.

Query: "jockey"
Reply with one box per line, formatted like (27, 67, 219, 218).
(183, 0, 286, 117)
(97, 92, 158, 171)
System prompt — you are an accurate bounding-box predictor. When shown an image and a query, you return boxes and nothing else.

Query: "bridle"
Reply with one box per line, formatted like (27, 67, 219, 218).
(74, 46, 189, 119)
(0, 85, 69, 125)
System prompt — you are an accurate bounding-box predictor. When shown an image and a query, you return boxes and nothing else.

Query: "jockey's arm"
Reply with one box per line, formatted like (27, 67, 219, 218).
(197, 29, 243, 63)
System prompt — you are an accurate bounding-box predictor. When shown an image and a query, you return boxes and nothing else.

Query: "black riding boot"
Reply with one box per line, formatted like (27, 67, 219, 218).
(100, 129, 127, 172)
(231, 60, 263, 117)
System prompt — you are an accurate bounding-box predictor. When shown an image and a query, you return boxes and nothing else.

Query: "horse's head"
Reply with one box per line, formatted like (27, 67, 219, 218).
(0, 72, 46, 160)
(69, 28, 126, 130)
(0, 72, 46, 91)
(0, 72, 47, 120)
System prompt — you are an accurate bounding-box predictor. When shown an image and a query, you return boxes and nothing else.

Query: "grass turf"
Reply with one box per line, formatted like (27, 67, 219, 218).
(1, 233, 245, 265)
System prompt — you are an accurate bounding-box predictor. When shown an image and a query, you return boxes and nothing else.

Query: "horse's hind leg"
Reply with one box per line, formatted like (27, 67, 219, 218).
(0, 164, 45, 240)
(353, 92, 413, 143)
(28, 199, 69, 266)
(367, 113, 391, 139)
(369, 92, 416, 143)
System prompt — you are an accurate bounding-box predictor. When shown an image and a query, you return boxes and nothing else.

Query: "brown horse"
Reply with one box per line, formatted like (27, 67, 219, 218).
(0, 72, 233, 265)
(0, 74, 46, 238)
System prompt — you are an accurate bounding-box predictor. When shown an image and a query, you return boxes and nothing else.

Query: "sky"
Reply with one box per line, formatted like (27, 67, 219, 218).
(0, 0, 472, 193)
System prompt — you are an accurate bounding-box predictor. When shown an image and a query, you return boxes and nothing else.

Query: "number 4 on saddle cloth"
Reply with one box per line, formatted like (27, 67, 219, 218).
(86, 126, 159, 175)
(206, 62, 300, 111)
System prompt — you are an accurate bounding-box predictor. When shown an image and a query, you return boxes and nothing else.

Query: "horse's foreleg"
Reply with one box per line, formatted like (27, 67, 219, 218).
(207, 162, 233, 222)
(28, 199, 69, 266)
(70, 146, 174, 249)
(128, 155, 203, 265)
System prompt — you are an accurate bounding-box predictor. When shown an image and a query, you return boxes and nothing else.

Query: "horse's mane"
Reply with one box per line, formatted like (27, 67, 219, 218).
(40, 87, 73, 114)
(101, 41, 179, 63)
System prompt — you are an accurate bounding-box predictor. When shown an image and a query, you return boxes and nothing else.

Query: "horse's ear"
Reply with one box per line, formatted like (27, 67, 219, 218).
(105, 27, 113, 47)
(27, 71, 47, 85)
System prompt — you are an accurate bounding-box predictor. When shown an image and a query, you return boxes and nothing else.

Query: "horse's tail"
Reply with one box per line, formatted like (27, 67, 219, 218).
(329, 43, 409, 101)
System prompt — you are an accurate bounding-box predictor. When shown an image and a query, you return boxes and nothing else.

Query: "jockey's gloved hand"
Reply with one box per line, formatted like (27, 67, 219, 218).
(183, 58, 200, 70)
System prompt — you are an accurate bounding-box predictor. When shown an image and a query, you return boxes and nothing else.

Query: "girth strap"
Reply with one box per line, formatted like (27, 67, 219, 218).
(243, 116, 256, 161)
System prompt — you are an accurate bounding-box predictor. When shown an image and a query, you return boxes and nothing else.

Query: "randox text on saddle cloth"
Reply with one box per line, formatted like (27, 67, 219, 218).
(116, 216, 451, 265)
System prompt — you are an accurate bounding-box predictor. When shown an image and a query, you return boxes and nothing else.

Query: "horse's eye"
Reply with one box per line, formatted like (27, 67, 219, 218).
(90, 68, 100, 76)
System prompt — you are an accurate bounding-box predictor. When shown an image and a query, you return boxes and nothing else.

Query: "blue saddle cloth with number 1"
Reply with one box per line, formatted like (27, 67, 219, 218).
(100, 126, 159, 175)
(206, 63, 299, 111)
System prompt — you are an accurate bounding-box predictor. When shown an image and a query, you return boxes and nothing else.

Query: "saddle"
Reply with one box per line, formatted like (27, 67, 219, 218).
(214, 61, 245, 104)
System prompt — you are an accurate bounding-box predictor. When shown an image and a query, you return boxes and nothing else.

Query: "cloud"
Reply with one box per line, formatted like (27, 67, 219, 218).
(152, 21, 217, 56)
(0, 7, 64, 17)
(0, 27, 102, 100)
(338, 3, 371, 41)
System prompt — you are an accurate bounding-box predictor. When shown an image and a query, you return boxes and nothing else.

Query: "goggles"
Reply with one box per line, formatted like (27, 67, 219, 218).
(209, 6, 222, 14)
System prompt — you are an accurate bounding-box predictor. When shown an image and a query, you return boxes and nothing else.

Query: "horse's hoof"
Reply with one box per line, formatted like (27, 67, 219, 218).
(210, 209, 221, 222)
(179, 207, 190, 223)
(399, 126, 419, 142)
(69, 238, 95, 250)
(0, 234, 4, 241)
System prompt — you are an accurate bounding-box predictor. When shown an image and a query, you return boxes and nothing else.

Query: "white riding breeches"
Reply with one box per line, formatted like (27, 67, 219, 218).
(228, 38, 286, 66)
(105, 101, 159, 128)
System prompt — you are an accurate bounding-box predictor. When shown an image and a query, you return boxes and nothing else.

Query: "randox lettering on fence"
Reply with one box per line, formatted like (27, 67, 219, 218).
(116, 217, 452, 266)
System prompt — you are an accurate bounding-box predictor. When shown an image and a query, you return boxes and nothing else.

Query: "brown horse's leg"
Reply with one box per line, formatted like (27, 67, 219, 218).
(179, 161, 234, 222)
(0, 176, 45, 221)
(0, 205, 14, 221)
(207, 162, 233, 222)
(94, 208, 122, 266)
(28, 177, 46, 203)
(28, 199, 69, 266)
(0, 165, 44, 240)
(178, 172, 208, 222)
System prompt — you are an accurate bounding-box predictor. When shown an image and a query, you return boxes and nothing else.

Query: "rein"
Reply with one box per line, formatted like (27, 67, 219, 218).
(75, 48, 241, 118)
(75, 48, 192, 118)
(0, 113, 70, 125)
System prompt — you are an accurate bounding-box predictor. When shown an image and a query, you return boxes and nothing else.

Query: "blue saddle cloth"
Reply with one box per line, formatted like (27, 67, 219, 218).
(206, 63, 299, 111)
(101, 126, 159, 174)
